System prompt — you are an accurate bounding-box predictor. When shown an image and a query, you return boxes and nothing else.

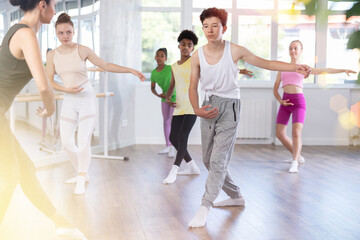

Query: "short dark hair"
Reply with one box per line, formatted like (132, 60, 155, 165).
(156, 48, 167, 58)
(200, 7, 228, 27)
(9, 0, 50, 12)
(177, 30, 198, 46)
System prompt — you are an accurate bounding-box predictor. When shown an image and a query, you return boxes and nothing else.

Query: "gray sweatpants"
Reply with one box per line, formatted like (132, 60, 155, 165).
(200, 95, 242, 208)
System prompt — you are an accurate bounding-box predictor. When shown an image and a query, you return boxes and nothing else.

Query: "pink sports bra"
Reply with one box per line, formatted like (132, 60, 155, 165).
(281, 72, 304, 88)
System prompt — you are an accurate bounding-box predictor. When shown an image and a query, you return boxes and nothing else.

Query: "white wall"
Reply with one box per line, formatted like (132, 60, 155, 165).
(299, 85, 360, 145)
(135, 82, 201, 145)
(135, 82, 360, 146)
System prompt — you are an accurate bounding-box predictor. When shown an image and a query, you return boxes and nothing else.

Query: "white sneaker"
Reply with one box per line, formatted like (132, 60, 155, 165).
(65, 175, 90, 184)
(289, 160, 299, 173)
(158, 146, 170, 154)
(284, 156, 305, 164)
(168, 146, 176, 158)
(177, 160, 200, 175)
(74, 176, 86, 195)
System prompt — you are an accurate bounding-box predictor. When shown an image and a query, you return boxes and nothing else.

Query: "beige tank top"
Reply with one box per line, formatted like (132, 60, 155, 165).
(53, 45, 88, 88)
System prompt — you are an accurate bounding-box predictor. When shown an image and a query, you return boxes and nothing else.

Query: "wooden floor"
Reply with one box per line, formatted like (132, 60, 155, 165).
(0, 144, 360, 240)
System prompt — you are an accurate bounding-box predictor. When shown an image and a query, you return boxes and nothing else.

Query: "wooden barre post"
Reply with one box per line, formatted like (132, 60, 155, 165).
(14, 92, 114, 103)
(15, 67, 108, 102)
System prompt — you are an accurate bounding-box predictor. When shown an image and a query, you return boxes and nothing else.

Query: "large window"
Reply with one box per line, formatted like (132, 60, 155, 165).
(143, 0, 181, 8)
(326, 15, 360, 84)
(141, 0, 359, 84)
(141, 1, 181, 74)
(193, 0, 232, 9)
(238, 16, 271, 81)
(142, 11, 181, 73)
(237, 0, 274, 9)
(278, 14, 316, 83)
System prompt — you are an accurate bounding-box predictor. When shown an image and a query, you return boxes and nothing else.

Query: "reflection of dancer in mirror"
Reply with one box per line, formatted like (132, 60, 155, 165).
(274, 40, 357, 173)
(188, 8, 311, 227)
(0, 0, 87, 239)
(46, 13, 145, 195)
(150, 48, 176, 157)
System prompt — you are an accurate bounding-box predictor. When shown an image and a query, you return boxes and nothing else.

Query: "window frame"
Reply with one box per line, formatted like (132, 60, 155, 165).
(141, 0, 357, 84)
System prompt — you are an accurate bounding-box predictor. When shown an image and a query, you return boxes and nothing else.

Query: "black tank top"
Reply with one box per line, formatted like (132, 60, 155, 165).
(0, 24, 33, 113)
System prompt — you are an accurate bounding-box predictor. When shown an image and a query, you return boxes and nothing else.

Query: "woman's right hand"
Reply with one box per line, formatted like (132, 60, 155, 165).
(130, 69, 146, 82)
(280, 99, 294, 106)
(345, 69, 357, 76)
(65, 85, 84, 94)
(159, 93, 166, 99)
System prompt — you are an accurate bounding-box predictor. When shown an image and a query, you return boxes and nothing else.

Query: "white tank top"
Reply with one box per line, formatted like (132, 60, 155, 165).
(198, 40, 240, 100)
(53, 45, 88, 88)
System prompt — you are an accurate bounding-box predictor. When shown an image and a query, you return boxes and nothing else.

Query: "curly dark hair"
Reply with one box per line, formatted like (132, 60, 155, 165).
(177, 30, 198, 46)
(200, 7, 228, 27)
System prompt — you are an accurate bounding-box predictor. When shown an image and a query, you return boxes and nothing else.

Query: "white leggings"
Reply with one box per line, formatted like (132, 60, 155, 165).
(60, 82, 96, 174)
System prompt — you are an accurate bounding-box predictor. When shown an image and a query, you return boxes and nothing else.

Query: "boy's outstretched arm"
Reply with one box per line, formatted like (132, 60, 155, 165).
(231, 43, 310, 77)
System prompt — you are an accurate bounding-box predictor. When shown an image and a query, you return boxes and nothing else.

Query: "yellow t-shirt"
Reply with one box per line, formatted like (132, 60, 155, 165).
(171, 58, 195, 116)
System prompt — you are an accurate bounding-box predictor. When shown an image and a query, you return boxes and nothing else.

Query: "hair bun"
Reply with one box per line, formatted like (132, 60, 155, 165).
(55, 12, 74, 28)
(58, 13, 71, 22)
(9, 0, 21, 7)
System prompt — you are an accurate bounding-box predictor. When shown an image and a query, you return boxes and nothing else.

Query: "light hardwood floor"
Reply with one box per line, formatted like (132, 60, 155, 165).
(0, 144, 360, 240)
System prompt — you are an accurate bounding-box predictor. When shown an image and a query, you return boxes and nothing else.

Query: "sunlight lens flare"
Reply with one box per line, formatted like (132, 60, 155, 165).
(329, 94, 347, 113)
(350, 102, 360, 127)
(338, 108, 356, 130)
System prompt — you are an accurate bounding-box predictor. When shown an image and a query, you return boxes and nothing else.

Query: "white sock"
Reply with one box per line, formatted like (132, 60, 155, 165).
(167, 146, 176, 158)
(56, 228, 88, 240)
(177, 160, 200, 175)
(188, 206, 210, 228)
(289, 160, 299, 173)
(158, 146, 170, 154)
(74, 176, 86, 195)
(284, 156, 305, 164)
(65, 175, 90, 184)
(213, 197, 245, 207)
(163, 165, 179, 184)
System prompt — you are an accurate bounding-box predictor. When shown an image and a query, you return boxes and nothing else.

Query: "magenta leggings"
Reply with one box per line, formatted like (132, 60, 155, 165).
(276, 93, 306, 125)
(161, 101, 175, 146)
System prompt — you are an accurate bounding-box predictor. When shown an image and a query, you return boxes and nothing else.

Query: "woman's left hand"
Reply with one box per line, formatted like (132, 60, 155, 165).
(131, 69, 146, 82)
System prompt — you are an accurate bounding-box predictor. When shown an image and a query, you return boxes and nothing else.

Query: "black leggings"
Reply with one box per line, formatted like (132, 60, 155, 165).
(169, 114, 197, 167)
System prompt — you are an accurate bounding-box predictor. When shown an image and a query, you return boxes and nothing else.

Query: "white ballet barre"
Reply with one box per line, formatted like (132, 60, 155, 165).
(14, 92, 114, 102)
(88, 68, 129, 161)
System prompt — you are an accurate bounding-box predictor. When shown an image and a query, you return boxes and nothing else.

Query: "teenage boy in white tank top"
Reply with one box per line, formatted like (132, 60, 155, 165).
(188, 7, 311, 228)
